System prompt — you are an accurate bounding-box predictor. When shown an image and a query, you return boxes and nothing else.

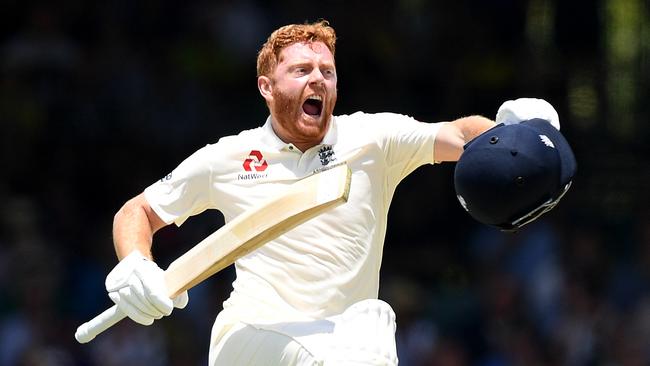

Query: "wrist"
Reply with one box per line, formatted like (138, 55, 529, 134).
(453, 115, 497, 144)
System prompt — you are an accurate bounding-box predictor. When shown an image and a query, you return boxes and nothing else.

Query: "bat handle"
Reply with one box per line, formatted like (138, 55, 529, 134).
(75, 305, 126, 343)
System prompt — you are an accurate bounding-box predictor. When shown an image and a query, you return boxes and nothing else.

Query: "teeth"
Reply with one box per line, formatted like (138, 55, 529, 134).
(307, 95, 322, 101)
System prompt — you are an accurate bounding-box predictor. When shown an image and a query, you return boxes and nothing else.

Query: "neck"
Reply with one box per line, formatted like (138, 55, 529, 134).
(293, 141, 319, 152)
(273, 126, 321, 152)
(270, 117, 329, 153)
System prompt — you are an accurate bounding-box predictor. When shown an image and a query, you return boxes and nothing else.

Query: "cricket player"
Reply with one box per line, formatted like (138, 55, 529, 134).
(104, 21, 567, 365)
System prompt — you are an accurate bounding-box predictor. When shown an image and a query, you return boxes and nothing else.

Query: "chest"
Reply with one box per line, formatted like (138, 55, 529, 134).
(213, 140, 387, 224)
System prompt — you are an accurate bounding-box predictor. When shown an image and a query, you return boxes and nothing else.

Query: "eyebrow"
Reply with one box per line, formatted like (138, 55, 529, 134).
(286, 59, 335, 68)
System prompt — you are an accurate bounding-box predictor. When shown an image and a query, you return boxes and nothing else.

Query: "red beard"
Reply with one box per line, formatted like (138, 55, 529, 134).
(272, 88, 304, 127)
(270, 87, 337, 141)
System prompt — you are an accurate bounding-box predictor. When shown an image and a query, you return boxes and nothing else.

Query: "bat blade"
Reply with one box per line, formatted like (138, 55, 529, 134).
(75, 163, 352, 343)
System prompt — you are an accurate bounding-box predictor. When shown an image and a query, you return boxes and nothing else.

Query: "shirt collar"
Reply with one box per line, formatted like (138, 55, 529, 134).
(260, 115, 339, 152)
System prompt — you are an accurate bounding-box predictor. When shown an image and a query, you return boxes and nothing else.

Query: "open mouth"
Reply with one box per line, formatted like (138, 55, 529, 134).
(302, 95, 323, 117)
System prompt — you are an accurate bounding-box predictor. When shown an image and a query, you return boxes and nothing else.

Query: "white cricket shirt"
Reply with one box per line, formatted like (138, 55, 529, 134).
(144, 111, 442, 325)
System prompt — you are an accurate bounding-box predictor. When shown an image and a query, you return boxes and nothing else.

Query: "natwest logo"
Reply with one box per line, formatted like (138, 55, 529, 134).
(243, 150, 268, 172)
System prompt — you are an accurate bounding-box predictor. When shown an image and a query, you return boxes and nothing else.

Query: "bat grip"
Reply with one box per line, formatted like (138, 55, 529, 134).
(75, 305, 126, 343)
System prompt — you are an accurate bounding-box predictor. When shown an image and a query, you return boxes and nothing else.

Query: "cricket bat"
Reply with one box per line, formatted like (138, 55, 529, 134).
(75, 163, 352, 343)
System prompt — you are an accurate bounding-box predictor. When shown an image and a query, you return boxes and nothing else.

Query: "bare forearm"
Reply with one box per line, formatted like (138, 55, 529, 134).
(453, 115, 496, 143)
(434, 115, 496, 162)
(113, 193, 165, 260)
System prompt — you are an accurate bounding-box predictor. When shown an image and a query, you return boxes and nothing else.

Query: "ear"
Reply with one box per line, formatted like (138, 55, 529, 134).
(258, 76, 273, 103)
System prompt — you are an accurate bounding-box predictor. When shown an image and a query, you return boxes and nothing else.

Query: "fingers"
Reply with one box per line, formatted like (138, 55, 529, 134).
(134, 261, 174, 316)
(109, 291, 156, 326)
(118, 276, 168, 318)
(173, 291, 189, 309)
(496, 98, 560, 130)
(105, 250, 187, 326)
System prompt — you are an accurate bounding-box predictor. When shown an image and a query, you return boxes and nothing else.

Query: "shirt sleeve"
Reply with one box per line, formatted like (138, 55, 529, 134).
(368, 112, 444, 182)
(144, 145, 215, 226)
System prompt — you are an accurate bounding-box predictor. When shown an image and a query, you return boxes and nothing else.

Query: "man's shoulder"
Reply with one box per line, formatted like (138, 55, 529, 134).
(334, 111, 419, 136)
(189, 126, 264, 162)
(216, 125, 265, 146)
(335, 111, 413, 124)
(335, 111, 370, 124)
(334, 112, 374, 133)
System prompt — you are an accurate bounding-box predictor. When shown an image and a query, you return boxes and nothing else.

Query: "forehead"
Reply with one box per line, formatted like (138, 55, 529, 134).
(278, 41, 334, 65)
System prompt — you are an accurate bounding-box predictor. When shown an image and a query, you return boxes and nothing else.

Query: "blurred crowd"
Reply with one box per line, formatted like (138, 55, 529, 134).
(1, 1, 649, 365)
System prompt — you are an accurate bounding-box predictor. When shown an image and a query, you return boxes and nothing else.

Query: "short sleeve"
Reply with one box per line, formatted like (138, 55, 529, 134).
(369, 112, 443, 181)
(144, 145, 214, 226)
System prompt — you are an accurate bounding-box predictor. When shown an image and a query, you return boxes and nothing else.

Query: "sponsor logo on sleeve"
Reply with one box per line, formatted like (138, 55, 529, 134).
(160, 173, 172, 182)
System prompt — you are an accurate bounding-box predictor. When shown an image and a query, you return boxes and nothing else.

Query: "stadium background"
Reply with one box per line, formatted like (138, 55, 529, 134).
(1, 1, 649, 365)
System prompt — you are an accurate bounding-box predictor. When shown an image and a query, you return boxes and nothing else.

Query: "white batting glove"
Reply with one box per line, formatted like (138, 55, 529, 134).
(105, 250, 188, 326)
(496, 98, 560, 130)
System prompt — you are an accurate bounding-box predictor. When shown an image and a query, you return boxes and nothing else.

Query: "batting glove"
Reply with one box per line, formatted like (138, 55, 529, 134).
(496, 98, 560, 130)
(105, 250, 188, 326)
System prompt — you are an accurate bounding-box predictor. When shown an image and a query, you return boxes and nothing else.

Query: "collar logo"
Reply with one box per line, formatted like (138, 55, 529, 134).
(243, 150, 268, 172)
(318, 145, 336, 166)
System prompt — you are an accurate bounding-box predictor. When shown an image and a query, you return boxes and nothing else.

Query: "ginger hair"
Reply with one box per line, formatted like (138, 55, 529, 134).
(256, 20, 336, 77)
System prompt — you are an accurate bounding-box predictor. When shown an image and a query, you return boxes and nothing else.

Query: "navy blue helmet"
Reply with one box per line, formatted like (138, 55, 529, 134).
(454, 119, 577, 232)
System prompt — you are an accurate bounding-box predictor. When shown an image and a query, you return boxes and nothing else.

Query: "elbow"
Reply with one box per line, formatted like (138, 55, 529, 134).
(113, 194, 148, 227)
(117, 193, 167, 234)
(113, 195, 138, 227)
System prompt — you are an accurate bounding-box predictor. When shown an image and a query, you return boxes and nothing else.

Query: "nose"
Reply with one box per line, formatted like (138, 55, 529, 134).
(309, 68, 325, 84)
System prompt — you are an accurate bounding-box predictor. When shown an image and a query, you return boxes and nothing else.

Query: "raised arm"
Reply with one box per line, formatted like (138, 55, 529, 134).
(433, 115, 496, 162)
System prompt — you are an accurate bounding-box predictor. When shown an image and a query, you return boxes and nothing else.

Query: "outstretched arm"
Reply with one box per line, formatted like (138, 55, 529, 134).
(434, 115, 496, 162)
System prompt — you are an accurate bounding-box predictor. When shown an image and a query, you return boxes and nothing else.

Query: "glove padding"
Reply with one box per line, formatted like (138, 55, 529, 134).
(106, 250, 188, 325)
(496, 98, 560, 130)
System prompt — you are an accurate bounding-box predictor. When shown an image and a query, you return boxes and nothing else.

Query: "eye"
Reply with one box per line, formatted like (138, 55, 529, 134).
(323, 68, 336, 78)
(292, 66, 310, 76)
